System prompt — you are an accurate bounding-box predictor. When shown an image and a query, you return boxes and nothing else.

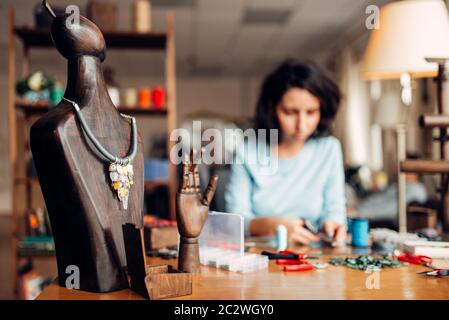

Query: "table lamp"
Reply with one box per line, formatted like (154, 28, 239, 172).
(362, 0, 449, 80)
(362, 0, 449, 233)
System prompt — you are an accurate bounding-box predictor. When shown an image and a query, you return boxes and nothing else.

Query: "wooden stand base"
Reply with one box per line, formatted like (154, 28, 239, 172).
(145, 265, 191, 299)
(123, 223, 192, 299)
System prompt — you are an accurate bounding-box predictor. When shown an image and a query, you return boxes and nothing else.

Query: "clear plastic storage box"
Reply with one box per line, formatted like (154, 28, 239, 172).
(199, 211, 268, 273)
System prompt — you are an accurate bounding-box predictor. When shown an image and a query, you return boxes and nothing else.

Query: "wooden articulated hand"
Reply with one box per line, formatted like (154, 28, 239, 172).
(176, 150, 218, 273)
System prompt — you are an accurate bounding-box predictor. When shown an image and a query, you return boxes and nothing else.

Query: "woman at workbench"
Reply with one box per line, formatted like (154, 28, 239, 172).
(225, 60, 347, 246)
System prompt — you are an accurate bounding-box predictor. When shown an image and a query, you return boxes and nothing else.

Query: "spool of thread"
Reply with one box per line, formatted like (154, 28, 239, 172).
(152, 86, 165, 109)
(123, 88, 137, 108)
(50, 85, 64, 106)
(351, 218, 369, 248)
(138, 88, 152, 108)
(346, 218, 353, 235)
(276, 225, 288, 251)
(132, 0, 151, 33)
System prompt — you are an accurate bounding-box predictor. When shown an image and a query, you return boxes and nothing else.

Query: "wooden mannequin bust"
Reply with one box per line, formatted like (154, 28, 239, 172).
(30, 11, 144, 292)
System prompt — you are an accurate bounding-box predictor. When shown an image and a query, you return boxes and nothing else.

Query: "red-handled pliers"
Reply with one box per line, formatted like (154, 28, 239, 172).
(261, 250, 311, 261)
(278, 250, 314, 272)
(397, 253, 433, 266)
(283, 263, 314, 272)
(275, 250, 311, 265)
(261, 250, 316, 271)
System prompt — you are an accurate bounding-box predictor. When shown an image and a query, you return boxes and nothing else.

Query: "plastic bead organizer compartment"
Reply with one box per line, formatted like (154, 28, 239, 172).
(198, 211, 268, 273)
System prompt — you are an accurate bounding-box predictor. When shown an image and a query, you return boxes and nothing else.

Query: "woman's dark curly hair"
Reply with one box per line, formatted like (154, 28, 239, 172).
(255, 59, 341, 143)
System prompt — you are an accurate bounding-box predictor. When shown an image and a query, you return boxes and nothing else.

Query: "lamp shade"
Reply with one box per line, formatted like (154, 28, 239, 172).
(362, 0, 449, 80)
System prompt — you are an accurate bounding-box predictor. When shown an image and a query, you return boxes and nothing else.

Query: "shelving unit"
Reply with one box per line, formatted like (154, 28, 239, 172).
(16, 102, 169, 116)
(8, 8, 178, 296)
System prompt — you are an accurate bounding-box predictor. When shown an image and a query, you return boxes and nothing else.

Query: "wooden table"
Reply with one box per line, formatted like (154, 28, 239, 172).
(37, 246, 449, 300)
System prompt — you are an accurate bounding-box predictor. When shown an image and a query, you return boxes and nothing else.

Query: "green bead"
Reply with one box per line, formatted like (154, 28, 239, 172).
(347, 258, 357, 264)
(329, 255, 406, 271)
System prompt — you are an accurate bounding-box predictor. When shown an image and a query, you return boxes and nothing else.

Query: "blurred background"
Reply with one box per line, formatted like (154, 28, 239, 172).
(1, 0, 448, 299)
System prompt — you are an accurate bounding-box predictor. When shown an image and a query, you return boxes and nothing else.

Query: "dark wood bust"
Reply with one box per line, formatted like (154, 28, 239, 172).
(30, 13, 144, 292)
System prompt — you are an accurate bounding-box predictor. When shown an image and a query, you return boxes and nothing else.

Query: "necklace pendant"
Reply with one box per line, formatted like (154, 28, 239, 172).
(121, 195, 129, 210)
(109, 163, 134, 210)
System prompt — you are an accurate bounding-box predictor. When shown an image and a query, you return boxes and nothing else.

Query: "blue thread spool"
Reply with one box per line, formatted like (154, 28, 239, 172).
(351, 218, 369, 248)
(347, 218, 353, 234)
(276, 225, 288, 251)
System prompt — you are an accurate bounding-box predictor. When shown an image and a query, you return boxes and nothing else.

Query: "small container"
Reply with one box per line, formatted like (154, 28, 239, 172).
(132, 0, 152, 33)
(107, 86, 120, 107)
(138, 88, 152, 108)
(87, 0, 118, 31)
(152, 86, 165, 109)
(198, 211, 268, 273)
(351, 218, 369, 248)
(123, 88, 138, 108)
(276, 225, 288, 251)
(50, 84, 64, 106)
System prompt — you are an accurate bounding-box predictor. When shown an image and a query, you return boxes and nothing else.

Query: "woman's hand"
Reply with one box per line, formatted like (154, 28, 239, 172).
(249, 216, 318, 245)
(289, 218, 320, 245)
(321, 220, 347, 247)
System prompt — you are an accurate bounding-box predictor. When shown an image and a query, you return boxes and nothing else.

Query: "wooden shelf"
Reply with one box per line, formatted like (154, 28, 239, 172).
(14, 27, 167, 50)
(17, 251, 55, 258)
(16, 103, 167, 116)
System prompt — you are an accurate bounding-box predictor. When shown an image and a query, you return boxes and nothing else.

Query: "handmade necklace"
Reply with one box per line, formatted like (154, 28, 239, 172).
(62, 97, 138, 210)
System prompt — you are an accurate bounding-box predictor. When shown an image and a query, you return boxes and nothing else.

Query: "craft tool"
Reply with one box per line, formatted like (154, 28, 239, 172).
(398, 253, 449, 277)
(303, 219, 336, 246)
(260, 250, 320, 272)
(283, 263, 314, 272)
(397, 253, 433, 266)
(417, 269, 449, 277)
(260, 250, 318, 261)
